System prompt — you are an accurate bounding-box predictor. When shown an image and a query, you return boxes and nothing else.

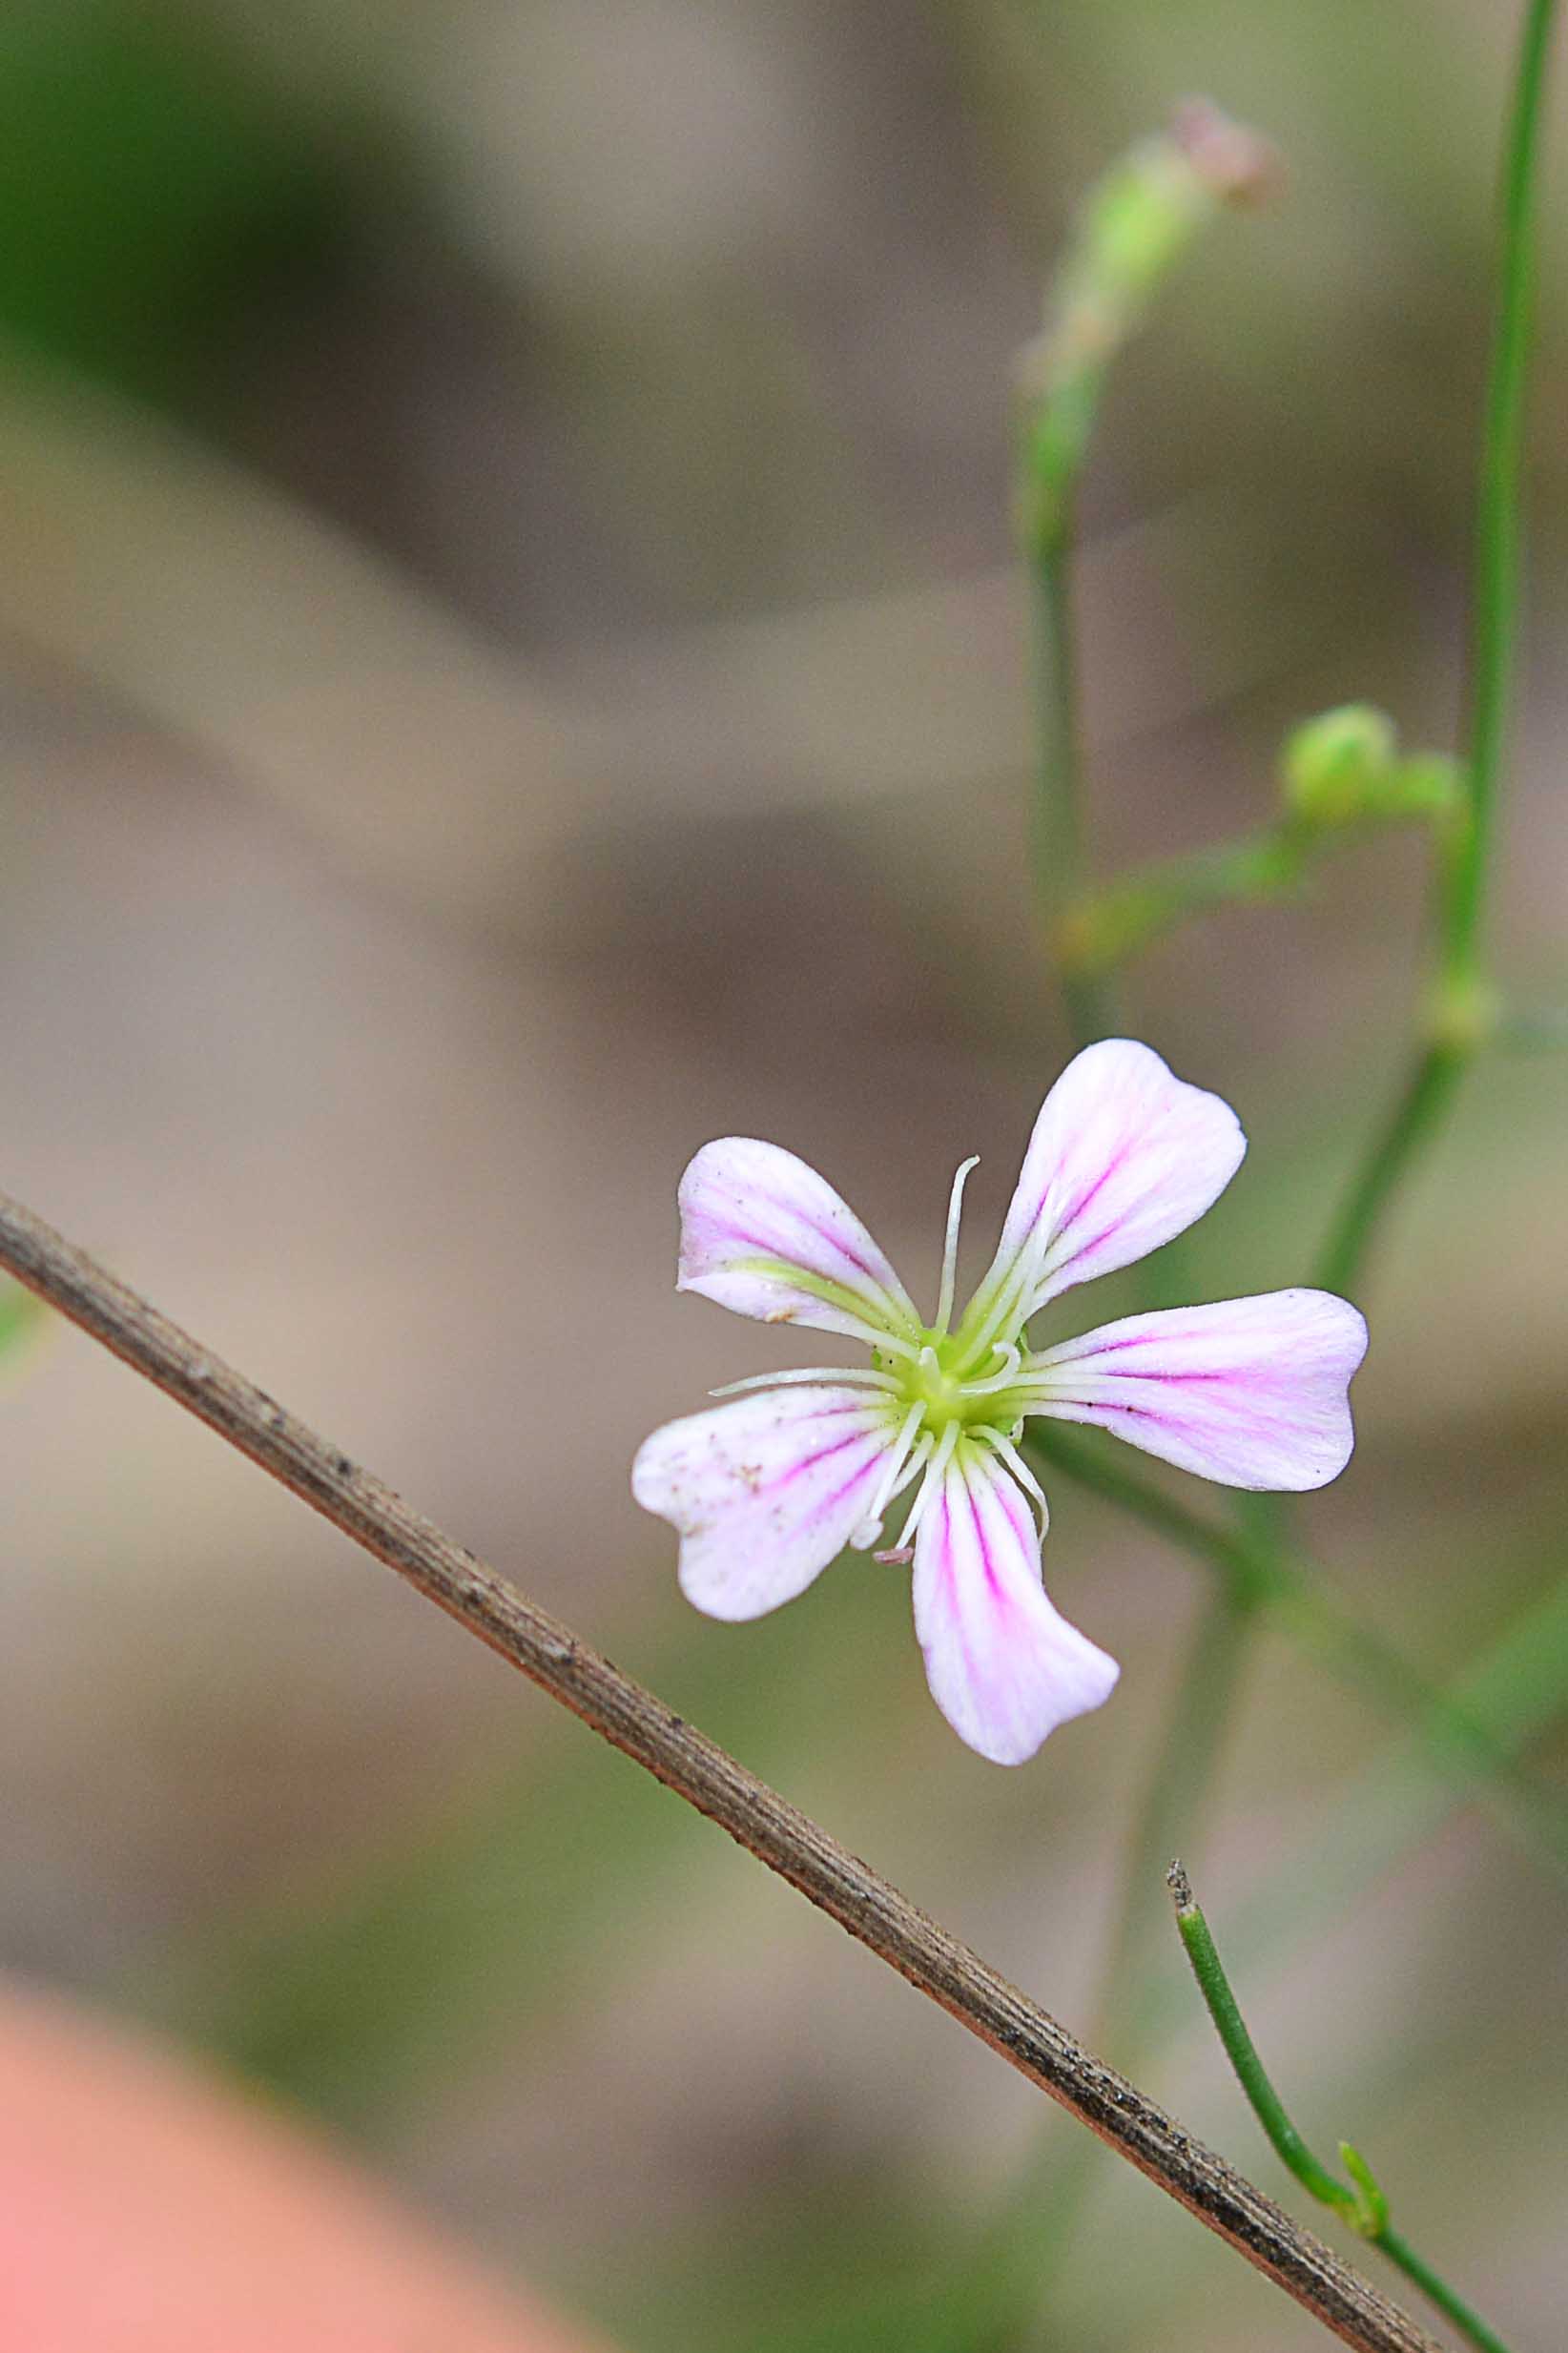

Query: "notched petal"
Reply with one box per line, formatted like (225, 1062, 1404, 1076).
(962, 1041, 1247, 1337)
(911, 1441, 1119, 1765)
(1021, 1290, 1369, 1491)
(676, 1137, 920, 1345)
(632, 1384, 901, 1621)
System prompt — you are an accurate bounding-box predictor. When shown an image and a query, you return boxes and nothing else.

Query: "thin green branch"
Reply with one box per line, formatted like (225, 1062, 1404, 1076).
(1321, 0, 1557, 1296)
(1005, 1579, 1258, 2343)
(1453, 0, 1558, 966)
(1058, 720, 1462, 987)
(1016, 103, 1276, 1046)
(1127, 1565, 1568, 2066)
(1031, 531, 1111, 1045)
(1314, 1042, 1467, 1296)
(1376, 2233, 1516, 2353)
(1169, 1865, 1516, 2353)
(1094, 1580, 1258, 2047)
(1024, 1424, 1568, 1881)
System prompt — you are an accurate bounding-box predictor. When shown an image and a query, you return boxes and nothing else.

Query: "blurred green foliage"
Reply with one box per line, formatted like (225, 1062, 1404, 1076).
(0, 3, 339, 397)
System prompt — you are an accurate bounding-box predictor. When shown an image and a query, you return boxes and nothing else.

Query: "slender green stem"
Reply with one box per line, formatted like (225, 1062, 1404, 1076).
(1031, 526, 1113, 1045)
(1170, 1868, 1516, 2353)
(1377, 2232, 1516, 2353)
(1011, 1579, 1257, 2340)
(1125, 1567, 1568, 2074)
(1059, 741, 1463, 988)
(1059, 825, 1309, 984)
(1452, 0, 1557, 967)
(1094, 1580, 1258, 2048)
(1009, 117, 1280, 2343)
(1024, 1425, 1568, 1879)
(1321, 0, 1556, 1297)
(1169, 1867, 1352, 2215)
(1017, 109, 1274, 1048)
(1314, 1042, 1466, 1295)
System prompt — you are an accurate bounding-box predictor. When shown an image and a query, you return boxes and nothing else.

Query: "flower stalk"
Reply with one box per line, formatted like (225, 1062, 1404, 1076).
(1057, 713, 1463, 985)
(1016, 103, 1277, 1044)
(1318, 0, 1557, 1296)
(1026, 1420, 1568, 1881)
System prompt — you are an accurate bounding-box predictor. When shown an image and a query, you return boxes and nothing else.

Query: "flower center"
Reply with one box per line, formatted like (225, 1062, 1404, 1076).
(878, 1334, 1023, 1441)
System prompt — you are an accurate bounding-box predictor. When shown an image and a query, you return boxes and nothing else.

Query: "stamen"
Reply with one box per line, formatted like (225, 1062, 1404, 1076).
(934, 1155, 980, 1335)
(976, 1425, 1050, 1532)
(900, 1419, 960, 1545)
(951, 1206, 1063, 1377)
(709, 1365, 902, 1398)
(948, 1260, 1030, 1380)
(849, 1401, 926, 1549)
(882, 1440, 932, 1510)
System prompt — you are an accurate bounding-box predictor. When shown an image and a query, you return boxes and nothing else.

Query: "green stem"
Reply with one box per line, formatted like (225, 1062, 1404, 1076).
(1025, 1425, 1568, 1881)
(1017, 112, 1274, 1047)
(1171, 1870, 1516, 2353)
(1170, 1869, 1352, 2215)
(1010, 1579, 1257, 2341)
(1128, 1566, 1568, 2072)
(1314, 1042, 1466, 1295)
(1377, 2231, 1516, 2353)
(1321, 0, 1557, 1297)
(1453, 0, 1557, 967)
(1058, 825, 1310, 983)
(1095, 1580, 1257, 2045)
(1032, 525, 1113, 1046)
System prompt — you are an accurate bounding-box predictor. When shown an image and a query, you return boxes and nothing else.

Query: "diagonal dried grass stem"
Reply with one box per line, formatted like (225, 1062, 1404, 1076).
(0, 1186, 1443, 2353)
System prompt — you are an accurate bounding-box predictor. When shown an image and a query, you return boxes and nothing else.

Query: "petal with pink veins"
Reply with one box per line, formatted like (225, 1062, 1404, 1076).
(961, 1042, 1247, 1340)
(912, 1440, 1119, 1765)
(676, 1138, 920, 1345)
(1020, 1290, 1369, 1490)
(632, 1385, 902, 1620)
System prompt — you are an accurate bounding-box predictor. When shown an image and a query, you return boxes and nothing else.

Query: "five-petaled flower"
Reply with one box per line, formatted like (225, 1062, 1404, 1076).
(632, 1041, 1367, 1765)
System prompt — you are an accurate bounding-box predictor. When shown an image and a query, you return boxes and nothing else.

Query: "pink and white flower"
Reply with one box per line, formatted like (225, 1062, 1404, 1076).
(632, 1040, 1367, 1765)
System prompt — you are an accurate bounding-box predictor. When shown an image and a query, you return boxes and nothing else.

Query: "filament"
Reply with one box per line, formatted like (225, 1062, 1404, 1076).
(900, 1419, 960, 1545)
(976, 1425, 1050, 1534)
(851, 1402, 927, 1549)
(933, 1156, 980, 1336)
(709, 1365, 902, 1399)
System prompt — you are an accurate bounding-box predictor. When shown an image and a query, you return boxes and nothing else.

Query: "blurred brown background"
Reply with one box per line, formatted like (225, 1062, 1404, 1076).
(0, 3, 1564, 2347)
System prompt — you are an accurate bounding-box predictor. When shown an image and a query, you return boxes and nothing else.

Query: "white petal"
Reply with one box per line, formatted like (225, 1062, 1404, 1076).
(1021, 1290, 1369, 1491)
(676, 1138, 920, 1345)
(632, 1385, 903, 1621)
(960, 1042, 1247, 1343)
(911, 1440, 1119, 1765)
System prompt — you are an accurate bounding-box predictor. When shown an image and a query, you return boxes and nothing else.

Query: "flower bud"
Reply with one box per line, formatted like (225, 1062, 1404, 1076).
(1281, 704, 1399, 826)
(1017, 105, 1276, 553)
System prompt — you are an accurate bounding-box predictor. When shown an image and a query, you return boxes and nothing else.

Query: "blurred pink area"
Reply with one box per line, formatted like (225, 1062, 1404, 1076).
(0, 1979, 609, 2353)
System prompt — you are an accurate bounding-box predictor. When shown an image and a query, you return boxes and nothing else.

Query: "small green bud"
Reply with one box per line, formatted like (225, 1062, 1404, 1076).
(1017, 105, 1276, 553)
(1282, 704, 1399, 825)
(1081, 146, 1207, 308)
